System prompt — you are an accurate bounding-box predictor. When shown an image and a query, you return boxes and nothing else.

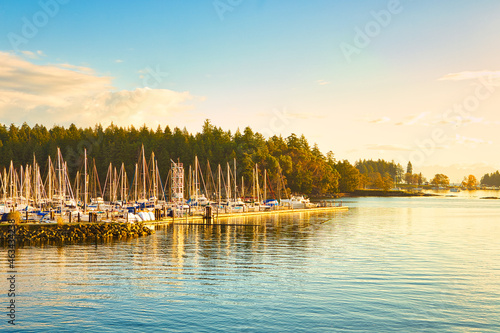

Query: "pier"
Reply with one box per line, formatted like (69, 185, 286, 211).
(143, 205, 348, 227)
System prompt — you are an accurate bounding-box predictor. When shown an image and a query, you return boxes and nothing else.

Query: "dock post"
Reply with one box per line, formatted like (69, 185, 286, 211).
(69, 212, 72, 223)
(78, 212, 80, 222)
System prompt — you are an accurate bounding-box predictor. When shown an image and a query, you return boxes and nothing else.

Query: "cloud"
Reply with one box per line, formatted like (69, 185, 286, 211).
(287, 112, 325, 119)
(368, 116, 391, 124)
(436, 115, 486, 126)
(18, 50, 46, 59)
(395, 112, 430, 126)
(57, 63, 95, 74)
(438, 70, 500, 81)
(453, 134, 492, 146)
(316, 80, 330, 85)
(115, 59, 124, 63)
(0, 52, 200, 127)
(366, 144, 412, 151)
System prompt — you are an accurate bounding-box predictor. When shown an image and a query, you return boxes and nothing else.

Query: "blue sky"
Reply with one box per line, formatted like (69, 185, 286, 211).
(1, 0, 500, 181)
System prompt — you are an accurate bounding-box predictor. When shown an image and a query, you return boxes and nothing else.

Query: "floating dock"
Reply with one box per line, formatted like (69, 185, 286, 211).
(144, 205, 348, 227)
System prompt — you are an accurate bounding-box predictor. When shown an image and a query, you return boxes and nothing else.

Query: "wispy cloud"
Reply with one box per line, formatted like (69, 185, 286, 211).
(115, 59, 124, 63)
(316, 79, 330, 85)
(368, 116, 391, 124)
(358, 115, 391, 124)
(438, 70, 500, 81)
(436, 115, 486, 126)
(20, 50, 45, 59)
(395, 112, 430, 126)
(366, 144, 412, 151)
(0, 52, 200, 127)
(453, 134, 492, 146)
(288, 112, 325, 119)
(57, 63, 95, 74)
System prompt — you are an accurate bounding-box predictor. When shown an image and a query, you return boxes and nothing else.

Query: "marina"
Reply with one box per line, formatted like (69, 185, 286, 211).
(0, 145, 347, 230)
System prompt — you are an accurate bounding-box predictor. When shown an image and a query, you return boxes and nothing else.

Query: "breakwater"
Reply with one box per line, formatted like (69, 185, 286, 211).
(0, 222, 154, 243)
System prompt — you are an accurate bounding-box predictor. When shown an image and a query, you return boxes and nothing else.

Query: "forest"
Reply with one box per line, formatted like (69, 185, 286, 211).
(481, 171, 500, 187)
(0, 121, 361, 197)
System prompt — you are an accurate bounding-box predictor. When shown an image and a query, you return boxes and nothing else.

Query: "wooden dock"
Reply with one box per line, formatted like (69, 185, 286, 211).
(144, 205, 348, 227)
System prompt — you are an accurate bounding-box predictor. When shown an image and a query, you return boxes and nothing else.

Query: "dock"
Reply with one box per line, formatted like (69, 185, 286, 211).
(143, 205, 348, 227)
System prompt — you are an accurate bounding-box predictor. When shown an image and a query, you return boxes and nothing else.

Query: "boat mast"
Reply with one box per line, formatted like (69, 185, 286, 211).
(142, 145, 146, 201)
(255, 163, 260, 203)
(84, 148, 88, 212)
(226, 162, 230, 202)
(233, 158, 237, 202)
(218, 164, 221, 207)
(264, 169, 267, 203)
(134, 163, 138, 202)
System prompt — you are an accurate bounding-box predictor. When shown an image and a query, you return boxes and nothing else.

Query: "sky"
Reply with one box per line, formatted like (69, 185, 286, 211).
(1, 0, 500, 183)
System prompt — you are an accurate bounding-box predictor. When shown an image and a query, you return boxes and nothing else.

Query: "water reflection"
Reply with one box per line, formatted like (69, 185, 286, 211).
(3, 200, 500, 332)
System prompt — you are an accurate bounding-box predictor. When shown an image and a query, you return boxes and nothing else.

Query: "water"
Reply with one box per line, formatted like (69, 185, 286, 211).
(2, 194, 500, 332)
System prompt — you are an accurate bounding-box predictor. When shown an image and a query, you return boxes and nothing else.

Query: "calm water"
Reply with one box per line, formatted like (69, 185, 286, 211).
(2, 193, 500, 332)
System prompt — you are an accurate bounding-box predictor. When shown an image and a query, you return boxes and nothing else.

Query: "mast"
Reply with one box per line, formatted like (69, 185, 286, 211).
(33, 155, 38, 207)
(252, 166, 255, 202)
(218, 164, 221, 207)
(255, 163, 260, 203)
(75, 170, 80, 207)
(155, 160, 159, 202)
(84, 148, 88, 212)
(120, 163, 126, 203)
(134, 163, 138, 202)
(233, 158, 237, 202)
(142, 145, 146, 201)
(226, 162, 230, 201)
(47, 156, 52, 202)
(194, 156, 199, 201)
(151, 152, 156, 201)
(264, 169, 267, 202)
(242, 176, 244, 199)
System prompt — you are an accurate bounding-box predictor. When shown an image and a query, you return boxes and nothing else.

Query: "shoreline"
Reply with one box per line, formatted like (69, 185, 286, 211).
(0, 206, 348, 244)
(311, 190, 438, 199)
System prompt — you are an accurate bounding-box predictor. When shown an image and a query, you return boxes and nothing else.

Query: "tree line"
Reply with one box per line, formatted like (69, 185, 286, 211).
(481, 171, 500, 187)
(0, 121, 361, 197)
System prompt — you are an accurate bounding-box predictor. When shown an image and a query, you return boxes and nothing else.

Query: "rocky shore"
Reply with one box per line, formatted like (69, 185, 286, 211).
(0, 222, 154, 243)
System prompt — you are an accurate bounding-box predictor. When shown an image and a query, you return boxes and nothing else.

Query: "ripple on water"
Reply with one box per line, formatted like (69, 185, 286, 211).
(3, 196, 500, 332)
